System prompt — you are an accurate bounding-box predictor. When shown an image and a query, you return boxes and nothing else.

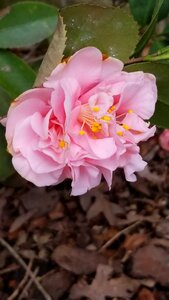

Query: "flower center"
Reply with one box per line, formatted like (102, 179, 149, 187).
(79, 104, 104, 135)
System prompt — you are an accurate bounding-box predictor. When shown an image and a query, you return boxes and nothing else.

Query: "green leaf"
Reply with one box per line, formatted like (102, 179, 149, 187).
(0, 50, 36, 98)
(124, 61, 169, 128)
(34, 16, 66, 87)
(0, 125, 14, 181)
(131, 0, 165, 58)
(61, 4, 139, 62)
(0, 1, 59, 48)
(0, 87, 11, 115)
(150, 101, 169, 128)
(129, 0, 169, 26)
(149, 38, 167, 54)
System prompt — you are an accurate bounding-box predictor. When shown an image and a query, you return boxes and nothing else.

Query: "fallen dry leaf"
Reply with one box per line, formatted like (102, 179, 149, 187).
(70, 264, 140, 300)
(123, 233, 148, 252)
(52, 244, 107, 274)
(130, 244, 169, 286)
(41, 270, 73, 300)
(87, 194, 125, 225)
(138, 288, 155, 300)
(21, 187, 59, 216)
(9, 209, 36, 233)
(156, 219, 169, 239)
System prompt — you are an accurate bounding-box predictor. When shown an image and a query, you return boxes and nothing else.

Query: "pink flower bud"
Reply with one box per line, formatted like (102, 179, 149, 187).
(159, 129, 169, 151)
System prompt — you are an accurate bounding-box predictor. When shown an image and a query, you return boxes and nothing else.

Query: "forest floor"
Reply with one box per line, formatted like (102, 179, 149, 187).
(0, 133, 169, 300)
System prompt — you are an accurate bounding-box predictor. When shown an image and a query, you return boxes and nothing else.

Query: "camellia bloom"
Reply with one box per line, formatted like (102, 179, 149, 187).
(5, 47, 157, 195)
(159, 129, 169, 151)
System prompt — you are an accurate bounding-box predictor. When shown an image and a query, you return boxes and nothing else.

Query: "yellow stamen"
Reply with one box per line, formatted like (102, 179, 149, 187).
(123, 124, 130, 130)
(58, 140, 67, 149)
(93, 122, 100, 127)
(91, 122, 102, 133)
(92, 106, 100, 112)
(108, 105, 116, 113)
(128, 109, 133, 114)
(79, 130, 86, 135)
(102, 115, 111, 122)
(117, 131, 123, 136)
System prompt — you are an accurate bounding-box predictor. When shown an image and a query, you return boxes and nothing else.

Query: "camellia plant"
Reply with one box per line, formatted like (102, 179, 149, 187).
(0, 0, 169, 194)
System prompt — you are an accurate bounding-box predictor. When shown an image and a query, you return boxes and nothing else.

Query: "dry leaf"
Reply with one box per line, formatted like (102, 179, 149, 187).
(34, 16, 67, 87)
(70, 264, 140, 300)
(21, 187, 59, 217)
(123, 233, 148, 251)
(52, 244, 107, 274)
(130, 244, 169, 286)
(87, 193, 125, 225)
(9, 209, 36, 233)
(138, 288, 155, 300)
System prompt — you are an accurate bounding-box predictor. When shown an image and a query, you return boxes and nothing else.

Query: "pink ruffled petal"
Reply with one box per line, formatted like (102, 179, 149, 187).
(71, 164, 101, 196)
(45, 47, 103, 92)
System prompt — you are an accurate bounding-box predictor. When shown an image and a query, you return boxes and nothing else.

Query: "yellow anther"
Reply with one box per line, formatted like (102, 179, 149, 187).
(102, 115, 111, 122)
(108, 105, 116, 113)
(123, 124, 130, 130)
(117, 131, 123, 136)
(91, 127, 100, 133)
(79, 130, 86, 135)
(92, 106, 100, 112)
(91, 122, 102, 133)
(58, 140, 66, 149)
(128, 109, 133, 114)
(93, 122, 100, 127)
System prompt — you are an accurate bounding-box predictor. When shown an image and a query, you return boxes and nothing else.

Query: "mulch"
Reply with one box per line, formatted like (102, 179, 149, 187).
(0, 134, 169, 300)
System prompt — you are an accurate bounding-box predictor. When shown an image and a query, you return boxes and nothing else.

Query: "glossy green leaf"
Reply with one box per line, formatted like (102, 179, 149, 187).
(124, 62, 169, 128)
(0, 50, 36, 98)
(149, 38, 167, 54)
(131, 0, 165, 57)
(129, 0, 169, 26)
(0, 125, 14, 181)
(61, 5, 138, 62)
(0, 87, 11, 115)
(0, 1, 59, 48)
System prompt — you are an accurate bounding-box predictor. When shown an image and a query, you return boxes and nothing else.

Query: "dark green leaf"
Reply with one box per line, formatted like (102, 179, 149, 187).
(131, 0, 165, 57)
(0, 50, 36, 98)
(129, 0, 169, 26)
(124, 61, 169, 128)
(149, 38, 167, 54)
(162, 24, 169, 41)
(150, 101, 169, 128)
(0, 1, 59, 48)
(61, 4, 138, 62)
(0, 125, 14, 181)
(0, 87, 11, 115)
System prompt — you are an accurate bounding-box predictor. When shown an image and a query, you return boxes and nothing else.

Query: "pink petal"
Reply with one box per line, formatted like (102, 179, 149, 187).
(12, 155, 64, 186)
(70, 164, 101, 196)
(45, 47, 103, 92)
(117, 72, 157, 119)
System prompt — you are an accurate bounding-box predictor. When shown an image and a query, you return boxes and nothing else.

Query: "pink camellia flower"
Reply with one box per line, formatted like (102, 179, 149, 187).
(159, 129, 169, 151)
(5, 47, 157, 195)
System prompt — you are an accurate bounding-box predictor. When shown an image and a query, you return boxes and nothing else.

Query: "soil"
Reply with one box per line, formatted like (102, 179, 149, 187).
(0, 134, 169, 300)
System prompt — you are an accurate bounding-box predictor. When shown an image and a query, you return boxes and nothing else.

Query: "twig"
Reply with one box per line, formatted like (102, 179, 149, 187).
(124, 56, 144, 65)
(7, 260, 33, 300)
(18, 267, 39, 300)
(99, 220, 143, 252)
(0, 237, 52, 300)
(0, 264, 19, 275)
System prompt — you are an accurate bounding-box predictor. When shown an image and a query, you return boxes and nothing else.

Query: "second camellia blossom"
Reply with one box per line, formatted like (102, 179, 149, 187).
(5, 47, 157, 195)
